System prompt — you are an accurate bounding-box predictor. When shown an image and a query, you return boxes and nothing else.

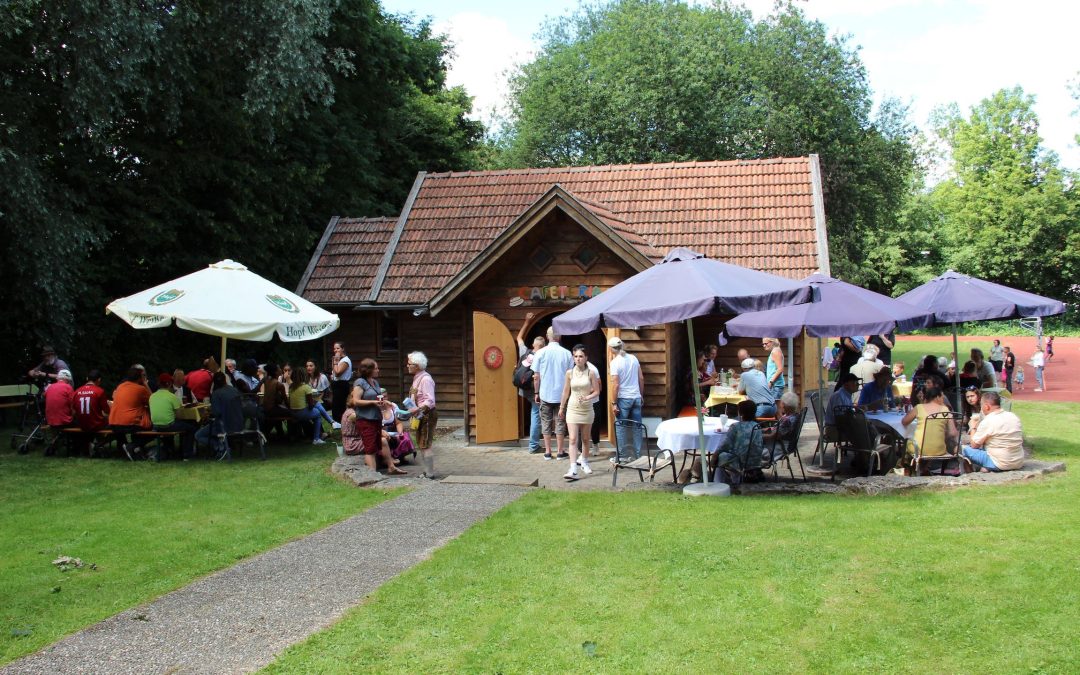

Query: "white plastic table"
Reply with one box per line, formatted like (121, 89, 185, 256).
(655, 416, 734, 454)
(864, 411, 912, 439)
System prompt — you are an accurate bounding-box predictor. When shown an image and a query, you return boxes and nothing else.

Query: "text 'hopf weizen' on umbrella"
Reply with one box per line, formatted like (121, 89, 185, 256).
(896, 270, 1066, 395)
(106, 259, 340, 365)
(552, 248, 813, 496)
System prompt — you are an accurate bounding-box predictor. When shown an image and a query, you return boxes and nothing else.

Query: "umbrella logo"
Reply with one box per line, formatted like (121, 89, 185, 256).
(266, 294, 300, 313)
(149, 289, 185, 306)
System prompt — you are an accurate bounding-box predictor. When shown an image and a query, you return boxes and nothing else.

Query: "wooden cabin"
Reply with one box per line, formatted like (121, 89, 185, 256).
(298, 157, 831, 445)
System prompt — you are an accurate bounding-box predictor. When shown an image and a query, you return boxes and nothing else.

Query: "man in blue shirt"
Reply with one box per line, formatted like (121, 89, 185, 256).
(737, 358, 776, 418)
(531, 327, 574, 460)
(825, 373, 861, 426)
(858, 368, 895, 411)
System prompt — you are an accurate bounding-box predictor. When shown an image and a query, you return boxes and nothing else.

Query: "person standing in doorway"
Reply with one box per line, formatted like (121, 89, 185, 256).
(516, 313, 546, 454)
(609, 337, 644, 460)
(329, 341, 352, 427)
(532, 327, 573, 461)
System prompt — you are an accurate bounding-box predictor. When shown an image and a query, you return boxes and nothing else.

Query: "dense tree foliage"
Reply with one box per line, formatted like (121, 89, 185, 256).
(0, 0, 482, 379)
(500, 0, 918, 287)
(926, 88, 1079, 299)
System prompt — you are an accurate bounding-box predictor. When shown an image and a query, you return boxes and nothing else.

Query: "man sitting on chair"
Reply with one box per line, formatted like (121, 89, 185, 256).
(825, 373, 861, 426)
(858, 368, 896, 411)
(962, 391, 1025, 472)
(736, 358, 775, 418)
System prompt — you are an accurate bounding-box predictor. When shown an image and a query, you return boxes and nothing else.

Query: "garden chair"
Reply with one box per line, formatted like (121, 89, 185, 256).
(807, 390, 839, 466)
(910, 410, 963, 476)
(832, 406, 892, 478)
(611, 419, 675, 487)
(761, 406, 808, 482)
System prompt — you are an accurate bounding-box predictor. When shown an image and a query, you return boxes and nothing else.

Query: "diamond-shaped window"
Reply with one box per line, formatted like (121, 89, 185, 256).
(571, 244, 599, 272)
(530, 246, 554, 272)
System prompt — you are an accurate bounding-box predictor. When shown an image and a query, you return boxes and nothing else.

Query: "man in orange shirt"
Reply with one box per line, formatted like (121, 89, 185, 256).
(109, 366, 152, 460)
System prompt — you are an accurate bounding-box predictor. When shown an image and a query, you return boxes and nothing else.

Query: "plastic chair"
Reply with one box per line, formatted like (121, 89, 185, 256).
(762, 407, 808, 482)
(611, 419, 675, 487)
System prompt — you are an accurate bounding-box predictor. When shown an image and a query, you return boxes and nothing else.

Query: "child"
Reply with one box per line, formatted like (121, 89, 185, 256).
(1013, 364, 1025, 391)
(340, 391, 365, 457)
(891, 361, 906, 382)
(1046, 336, 1055, 361)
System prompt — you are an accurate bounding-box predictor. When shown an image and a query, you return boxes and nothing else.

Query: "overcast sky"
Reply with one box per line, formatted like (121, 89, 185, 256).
(382, 0, 1080, 170)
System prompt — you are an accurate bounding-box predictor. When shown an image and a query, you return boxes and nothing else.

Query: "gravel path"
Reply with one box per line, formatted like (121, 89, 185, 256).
(2, 482, 527, 675)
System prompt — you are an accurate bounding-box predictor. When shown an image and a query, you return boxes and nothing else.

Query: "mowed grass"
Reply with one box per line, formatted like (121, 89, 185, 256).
(266, 401, 1080, 674)
(0, 437, 396, 665)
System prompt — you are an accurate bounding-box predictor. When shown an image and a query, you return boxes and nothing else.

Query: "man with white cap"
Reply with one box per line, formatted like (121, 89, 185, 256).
(41, 369, 75, 455)
(736, 357, 776, 418)
(608, 336, 644, 460)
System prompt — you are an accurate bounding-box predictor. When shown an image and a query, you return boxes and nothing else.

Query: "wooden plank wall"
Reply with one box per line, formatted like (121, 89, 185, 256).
(324, 311, 465, 416)
(458, 209, 666, 437)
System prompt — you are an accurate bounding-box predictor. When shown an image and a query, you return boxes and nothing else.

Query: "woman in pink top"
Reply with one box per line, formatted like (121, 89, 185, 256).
(406, 351, 437, 478)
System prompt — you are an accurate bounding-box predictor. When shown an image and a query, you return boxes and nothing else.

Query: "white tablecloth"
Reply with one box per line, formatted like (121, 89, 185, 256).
(864, 411, 912, 439)
(656, 416, 734, 454)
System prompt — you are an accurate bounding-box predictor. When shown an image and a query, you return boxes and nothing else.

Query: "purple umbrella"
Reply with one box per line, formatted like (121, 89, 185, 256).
(553, 248, 812, 494)
(896, 270, 1066, 395)
(725, 273, 935, 338)
(554, 248, 812, 334)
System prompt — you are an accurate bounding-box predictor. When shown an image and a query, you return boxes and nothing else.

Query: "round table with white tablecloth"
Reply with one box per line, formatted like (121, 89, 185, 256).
(655, 416, 735, 454)
(863, 410, 913, 440)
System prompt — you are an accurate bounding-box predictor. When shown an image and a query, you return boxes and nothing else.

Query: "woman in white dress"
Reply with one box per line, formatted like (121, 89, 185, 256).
(559, 345, 601, 481)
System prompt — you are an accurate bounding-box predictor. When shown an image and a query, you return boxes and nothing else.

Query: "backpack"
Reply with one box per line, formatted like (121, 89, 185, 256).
(512, 360, 534, 392)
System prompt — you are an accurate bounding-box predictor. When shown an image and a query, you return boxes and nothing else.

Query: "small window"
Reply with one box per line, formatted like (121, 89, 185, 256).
(571, 244, 599, 272)
(378, 312, 399, 354)
(530, 246, 554, 272)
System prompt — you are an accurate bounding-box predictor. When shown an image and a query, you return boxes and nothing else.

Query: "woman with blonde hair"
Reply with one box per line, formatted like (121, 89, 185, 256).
(558, 345, 601, 481)
(762, 337, 785, 400)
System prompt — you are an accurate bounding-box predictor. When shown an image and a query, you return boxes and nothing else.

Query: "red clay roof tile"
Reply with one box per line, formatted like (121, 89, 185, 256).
(302, 157, 824, 305)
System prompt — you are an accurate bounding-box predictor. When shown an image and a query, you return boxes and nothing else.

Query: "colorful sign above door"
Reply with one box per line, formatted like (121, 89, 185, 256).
(509, 285, 604, 307)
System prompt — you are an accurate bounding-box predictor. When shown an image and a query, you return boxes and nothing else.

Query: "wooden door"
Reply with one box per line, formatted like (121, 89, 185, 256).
(605, 327, 620, 443)
(472, 311, 518, 444)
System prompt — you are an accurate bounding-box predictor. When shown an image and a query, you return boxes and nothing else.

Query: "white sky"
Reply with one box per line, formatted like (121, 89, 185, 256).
(382, 0, 1080, 170)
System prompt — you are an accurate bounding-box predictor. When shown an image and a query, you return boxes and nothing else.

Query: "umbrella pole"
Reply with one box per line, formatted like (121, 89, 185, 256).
(687, 320, 710, 484)
(786, 337, 794, 393)
(221, 336, 228, 372)
(815, 335, 825, 466)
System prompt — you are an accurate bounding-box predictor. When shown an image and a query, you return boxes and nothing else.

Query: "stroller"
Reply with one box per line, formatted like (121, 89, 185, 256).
(10, 378, 46, 454)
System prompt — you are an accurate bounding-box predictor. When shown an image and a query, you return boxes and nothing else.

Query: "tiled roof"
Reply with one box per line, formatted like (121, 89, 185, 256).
(301, 216, 397, 304)
(302, 156, 825, 306)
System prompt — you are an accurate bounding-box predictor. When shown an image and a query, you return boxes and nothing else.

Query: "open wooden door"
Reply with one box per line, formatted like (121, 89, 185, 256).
(604, 327, 620, 444)
(472, 311, 518, 444)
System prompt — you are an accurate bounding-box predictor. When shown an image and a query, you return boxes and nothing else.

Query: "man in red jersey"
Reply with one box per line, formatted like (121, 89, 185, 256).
(74, 369, 111, 456)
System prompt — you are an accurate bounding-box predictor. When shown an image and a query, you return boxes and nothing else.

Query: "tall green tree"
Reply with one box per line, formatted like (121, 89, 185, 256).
(0, 0, 482, 379)
(929, 87, 1079, 298)
(500, 0, 917, 286)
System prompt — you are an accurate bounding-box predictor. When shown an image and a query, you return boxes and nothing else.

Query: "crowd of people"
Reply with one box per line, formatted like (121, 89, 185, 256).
(25, 342, 439, 477)
(820, 333, 1039, 475)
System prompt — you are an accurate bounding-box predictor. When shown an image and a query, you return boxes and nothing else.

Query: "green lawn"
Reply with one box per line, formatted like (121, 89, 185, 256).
(0, 436, 395, 665)
(266, 401, 1080, 674)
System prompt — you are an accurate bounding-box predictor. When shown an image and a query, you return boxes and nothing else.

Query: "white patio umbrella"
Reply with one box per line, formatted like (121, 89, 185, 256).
(106, 259, 340, 364)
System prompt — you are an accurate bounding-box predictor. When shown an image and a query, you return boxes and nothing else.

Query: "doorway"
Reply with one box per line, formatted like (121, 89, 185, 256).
(517, 311, 609, 446)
